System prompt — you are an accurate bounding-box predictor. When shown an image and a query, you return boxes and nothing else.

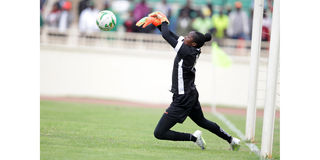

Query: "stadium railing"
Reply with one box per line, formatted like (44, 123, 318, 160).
(40, 26, 270, 57)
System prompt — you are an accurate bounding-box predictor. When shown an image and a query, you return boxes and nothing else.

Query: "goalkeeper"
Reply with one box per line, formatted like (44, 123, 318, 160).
(136, 12, 240, 150)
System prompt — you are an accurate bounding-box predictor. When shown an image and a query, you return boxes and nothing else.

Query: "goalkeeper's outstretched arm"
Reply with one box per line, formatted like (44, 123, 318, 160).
(157, 23, 179, 40)
(136, 11, 179, 48)
(158, 22, 179, 48)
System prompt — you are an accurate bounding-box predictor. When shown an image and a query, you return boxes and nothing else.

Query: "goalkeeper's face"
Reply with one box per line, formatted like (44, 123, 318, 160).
(184, 31, 197, 47)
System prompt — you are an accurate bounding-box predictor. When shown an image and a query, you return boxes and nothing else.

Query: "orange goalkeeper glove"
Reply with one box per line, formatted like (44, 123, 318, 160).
(136, 16, 160, 28)
(148, 11, 170, 24)
(136, 11, 169, 28)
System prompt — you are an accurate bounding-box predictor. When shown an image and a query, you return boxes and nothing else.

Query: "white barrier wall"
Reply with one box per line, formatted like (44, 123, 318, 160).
(41, 44, 265, 108)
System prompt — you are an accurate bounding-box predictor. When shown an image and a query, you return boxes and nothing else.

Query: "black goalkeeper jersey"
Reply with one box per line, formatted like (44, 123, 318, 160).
(159, 23, 201, 95)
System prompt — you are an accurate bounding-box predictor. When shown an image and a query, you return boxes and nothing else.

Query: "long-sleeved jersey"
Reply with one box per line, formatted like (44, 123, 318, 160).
(159, 23, 201, 95)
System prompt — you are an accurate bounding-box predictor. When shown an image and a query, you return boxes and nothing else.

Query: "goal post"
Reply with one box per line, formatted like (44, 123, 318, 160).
(245, 0, 265, 142)
(260, 0, 280, 158)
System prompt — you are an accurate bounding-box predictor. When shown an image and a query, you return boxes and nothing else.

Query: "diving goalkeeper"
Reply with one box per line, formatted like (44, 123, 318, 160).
(136, 11, 240, 151)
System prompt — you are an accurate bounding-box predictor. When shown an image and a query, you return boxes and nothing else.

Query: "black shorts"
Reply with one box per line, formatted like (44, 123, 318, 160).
(165, 89, 201, 123)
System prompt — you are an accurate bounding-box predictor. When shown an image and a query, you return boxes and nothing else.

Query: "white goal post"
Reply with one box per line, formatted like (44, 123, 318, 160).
(245, 0, 265, 142)
(261, 0, 280, 158)
(245, 0, 280, 158)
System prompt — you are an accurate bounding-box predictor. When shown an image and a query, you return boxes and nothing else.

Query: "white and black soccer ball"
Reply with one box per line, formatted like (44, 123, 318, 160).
(96, 10, 117, 31)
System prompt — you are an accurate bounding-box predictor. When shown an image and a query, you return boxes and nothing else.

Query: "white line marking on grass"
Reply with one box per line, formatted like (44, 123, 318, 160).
(212, 110, 260, 156)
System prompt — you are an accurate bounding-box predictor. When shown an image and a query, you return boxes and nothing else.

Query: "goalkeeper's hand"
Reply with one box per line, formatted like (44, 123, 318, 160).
(136, 16, 159, 28)
(148, 11, 170, 24)
(136, 11, 169, 28)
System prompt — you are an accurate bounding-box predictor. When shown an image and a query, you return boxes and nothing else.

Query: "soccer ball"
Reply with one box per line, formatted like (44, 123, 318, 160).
(96, 10, 117, 31)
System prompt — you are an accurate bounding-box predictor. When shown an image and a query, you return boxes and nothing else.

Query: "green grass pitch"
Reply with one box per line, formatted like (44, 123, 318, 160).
(40, 100, 279, 160)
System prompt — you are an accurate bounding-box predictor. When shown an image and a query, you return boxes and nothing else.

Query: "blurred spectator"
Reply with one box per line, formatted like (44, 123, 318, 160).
(154, 0, 175, 34)
(41, 13, 44, 28)
(40, 0, 46, 31)
(227, 1, 249, 39)
(212, 9, 229, 39)
(176, 0, 197, 35)
(110, 0, 131, 13)
(133, 0, 150, 22)
(202, 3, 214, 32)
(58, 1, 73, 33)
(192, 11, 212, 34)
(267, 0, 273, 12)
(46, 2, 61, 28)
(78, 1, 99, 35)
(155, 0, 171, 16)
(206, 3, 214, 17)
(103, 1, 110, 10)
(226, 5, 232, 16)
(262, 10, 271, 41)
(167, 9, 176, 33)
(248, 8, 254, 39)
(58, 0, 66, 8)
(132, 0, 152, 33)
(178, 0, 197, 19)
(124, 10, 135, 32)
(176, 10, 192, 36)
(40, 0, 46, 11)
(78, 0, 89, 16)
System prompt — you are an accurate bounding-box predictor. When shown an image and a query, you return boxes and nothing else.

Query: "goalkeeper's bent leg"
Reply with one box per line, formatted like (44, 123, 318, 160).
(189, 107, 233, 143)
(154, 114, 196, 141)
